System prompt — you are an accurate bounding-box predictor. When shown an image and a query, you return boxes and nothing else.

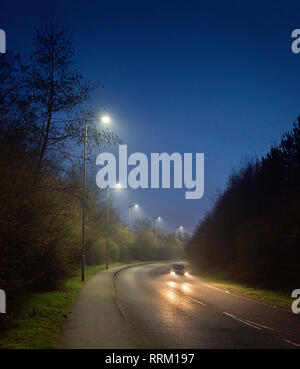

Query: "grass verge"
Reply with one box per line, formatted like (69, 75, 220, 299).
(189, 268, 293, 310)
(0, 263, 124, 349)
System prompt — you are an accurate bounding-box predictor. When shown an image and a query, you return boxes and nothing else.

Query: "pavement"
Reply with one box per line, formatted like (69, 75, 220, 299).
(56, 265, 141, 349)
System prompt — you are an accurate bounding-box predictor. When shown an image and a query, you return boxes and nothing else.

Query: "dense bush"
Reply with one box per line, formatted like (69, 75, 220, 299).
(130, 219, 186, 261)
(109, 240, 120, 262)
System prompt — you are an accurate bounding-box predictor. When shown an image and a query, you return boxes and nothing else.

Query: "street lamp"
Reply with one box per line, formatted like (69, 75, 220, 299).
(152, 216, 161, 254)
(81, 115, 111, 281)
(128, 204, 139, 232)
(106, 182, 121, 269)
(176, 225, 184, 240)
(101, 115, 111, 124)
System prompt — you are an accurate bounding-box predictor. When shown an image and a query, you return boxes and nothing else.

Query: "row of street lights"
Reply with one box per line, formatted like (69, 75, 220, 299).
(80, 114, 184, 281)
(80, 114, 142, 281)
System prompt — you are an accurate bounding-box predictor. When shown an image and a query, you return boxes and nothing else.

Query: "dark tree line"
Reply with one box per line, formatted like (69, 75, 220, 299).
(187, 118, 300, 291)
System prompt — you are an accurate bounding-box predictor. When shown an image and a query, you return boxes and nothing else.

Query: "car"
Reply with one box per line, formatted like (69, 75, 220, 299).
(170, 263, 189, 276)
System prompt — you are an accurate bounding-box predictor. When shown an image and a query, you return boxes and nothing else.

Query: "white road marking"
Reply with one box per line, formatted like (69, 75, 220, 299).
(243, 318, 273, 331)
(186, 295, 207, 306)
(202, 282, 225, 292)
(223, 312, 263, 330)
(160, 281, 207, 307)
(201, 282, 281, 311)
(161, 281, 299, 348)
(202, 283, 230, 294)
(282, 338, 300, 347)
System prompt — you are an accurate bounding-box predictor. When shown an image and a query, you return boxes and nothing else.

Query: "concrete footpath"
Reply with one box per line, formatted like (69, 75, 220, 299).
(56, 265, 141, 349)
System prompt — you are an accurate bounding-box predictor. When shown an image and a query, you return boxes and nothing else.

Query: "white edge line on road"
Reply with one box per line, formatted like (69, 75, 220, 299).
(160, 281, 207, 307)
(186, 295, 207, 306)
(223, 312, 262, 330)
(202, 282, 225, 292)
(200, 281, 289, 313)
(282, 338, 300, 348)
(243, 318, 273, 331)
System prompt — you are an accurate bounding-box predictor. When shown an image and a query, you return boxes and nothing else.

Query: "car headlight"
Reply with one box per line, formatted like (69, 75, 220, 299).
(184, 272, 189, 276)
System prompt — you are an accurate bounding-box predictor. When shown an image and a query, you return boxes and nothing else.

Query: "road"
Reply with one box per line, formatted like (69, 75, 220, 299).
(114, 263, 300, 349)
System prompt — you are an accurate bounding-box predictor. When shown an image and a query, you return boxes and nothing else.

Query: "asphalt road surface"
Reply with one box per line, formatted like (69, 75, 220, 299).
(114, 263, 300, 349)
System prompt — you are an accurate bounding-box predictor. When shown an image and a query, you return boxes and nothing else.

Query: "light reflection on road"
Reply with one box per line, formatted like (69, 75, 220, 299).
(164, 274, 194, 296)
(181, 284, 190, 292)
(161, 277, 194, 302)
(166, 289, 176, 301)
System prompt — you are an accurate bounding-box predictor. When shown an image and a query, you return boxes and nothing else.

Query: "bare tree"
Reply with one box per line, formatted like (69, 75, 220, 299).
(20, 20, 118, 174)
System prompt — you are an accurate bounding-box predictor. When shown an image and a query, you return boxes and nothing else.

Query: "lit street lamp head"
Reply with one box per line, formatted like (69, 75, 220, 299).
(101, 115, 111, 124)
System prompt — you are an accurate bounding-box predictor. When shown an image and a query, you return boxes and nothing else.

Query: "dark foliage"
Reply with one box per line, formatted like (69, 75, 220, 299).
(0, 20, 120, 329)
(187, 118, 300, 291)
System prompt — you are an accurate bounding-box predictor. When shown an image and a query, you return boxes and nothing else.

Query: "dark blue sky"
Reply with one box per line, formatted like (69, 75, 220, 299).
(2, 0, 300, 233)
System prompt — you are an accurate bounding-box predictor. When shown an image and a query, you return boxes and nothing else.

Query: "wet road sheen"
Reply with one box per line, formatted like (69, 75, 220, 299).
(114, 263, 300, 349)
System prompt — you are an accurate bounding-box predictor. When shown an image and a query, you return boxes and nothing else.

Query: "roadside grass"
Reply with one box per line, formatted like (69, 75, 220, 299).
(0, 263, 123, 349)
(189, 268, 293, 310)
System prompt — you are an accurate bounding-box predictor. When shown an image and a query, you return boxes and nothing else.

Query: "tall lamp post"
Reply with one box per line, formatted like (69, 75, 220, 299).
(105, 182, 121, 269)
(81, 119, 88, 281)
(152, 216, 161, 254)
(106, 186, 110, 270)
(128, 204, 139, 232)
(176, 225, 183, 239)
(81, 115, 111, 281)
(127, 204, 139, 263)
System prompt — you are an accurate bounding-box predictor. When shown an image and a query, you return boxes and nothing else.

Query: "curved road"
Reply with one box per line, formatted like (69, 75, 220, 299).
(114, 263, 300, 349)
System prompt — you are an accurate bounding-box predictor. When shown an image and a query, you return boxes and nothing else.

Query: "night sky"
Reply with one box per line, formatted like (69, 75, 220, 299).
(2, 0, 300, 234)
